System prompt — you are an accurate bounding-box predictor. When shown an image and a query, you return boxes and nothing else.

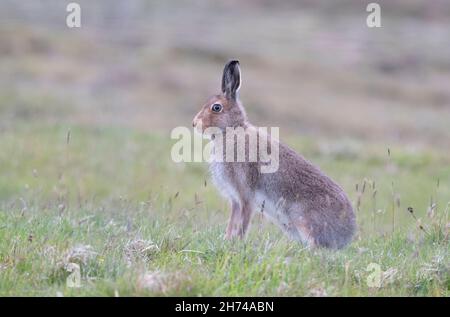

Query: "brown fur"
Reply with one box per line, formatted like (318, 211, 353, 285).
(193, 60, 356, 249)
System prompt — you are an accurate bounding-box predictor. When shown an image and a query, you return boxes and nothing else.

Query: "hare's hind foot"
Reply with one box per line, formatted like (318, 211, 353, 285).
(277, 217, 316, 248)
(290, 212, 355, 249)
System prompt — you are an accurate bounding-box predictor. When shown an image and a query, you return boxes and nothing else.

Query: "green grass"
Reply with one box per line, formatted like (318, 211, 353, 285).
(0, 124, 448, 296)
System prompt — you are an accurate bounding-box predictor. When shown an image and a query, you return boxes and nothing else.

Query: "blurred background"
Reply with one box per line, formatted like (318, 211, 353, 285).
(0, 0, 449, 233)
(1, 0, 450, 141)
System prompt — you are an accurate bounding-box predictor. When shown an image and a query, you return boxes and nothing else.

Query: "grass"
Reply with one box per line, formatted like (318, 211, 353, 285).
(0, 124, 448, 296)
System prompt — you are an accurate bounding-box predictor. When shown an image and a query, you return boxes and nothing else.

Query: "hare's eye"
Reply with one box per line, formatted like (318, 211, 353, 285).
(211, 103, 223, 113)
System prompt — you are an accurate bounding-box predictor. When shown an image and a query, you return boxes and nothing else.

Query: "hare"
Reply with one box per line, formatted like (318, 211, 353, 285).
(192, 60, 356, 249)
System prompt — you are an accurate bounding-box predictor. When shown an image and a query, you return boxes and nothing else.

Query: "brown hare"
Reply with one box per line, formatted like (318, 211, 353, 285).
(192, 60, 356, 249)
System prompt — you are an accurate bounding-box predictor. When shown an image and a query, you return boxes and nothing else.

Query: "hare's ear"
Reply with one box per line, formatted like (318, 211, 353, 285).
(221, 60, 241, 100)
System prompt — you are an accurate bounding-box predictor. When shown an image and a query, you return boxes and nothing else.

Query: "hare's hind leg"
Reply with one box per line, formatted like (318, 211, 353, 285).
(270, 203, 316, 247)
(275, 217, 315, 248)
(292, 217, 316, 248)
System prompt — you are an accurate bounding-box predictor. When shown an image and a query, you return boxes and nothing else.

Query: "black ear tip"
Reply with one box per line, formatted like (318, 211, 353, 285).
(226, 60, 240, 68)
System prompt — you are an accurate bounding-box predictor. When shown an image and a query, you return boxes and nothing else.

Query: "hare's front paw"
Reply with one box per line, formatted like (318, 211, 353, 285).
(224, 228, 244, 241)
(223, 232, 234, 240)
(224, 229, 241, 240)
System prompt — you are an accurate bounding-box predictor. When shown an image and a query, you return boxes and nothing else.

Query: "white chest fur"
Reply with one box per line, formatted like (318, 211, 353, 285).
(209, 162, 241, 203)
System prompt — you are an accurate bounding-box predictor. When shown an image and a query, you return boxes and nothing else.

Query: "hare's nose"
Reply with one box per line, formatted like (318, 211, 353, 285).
(193, 116, 200, 127)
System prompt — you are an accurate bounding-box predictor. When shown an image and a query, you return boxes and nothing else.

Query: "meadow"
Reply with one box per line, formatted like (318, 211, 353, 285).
(0, 1, 449, 296)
